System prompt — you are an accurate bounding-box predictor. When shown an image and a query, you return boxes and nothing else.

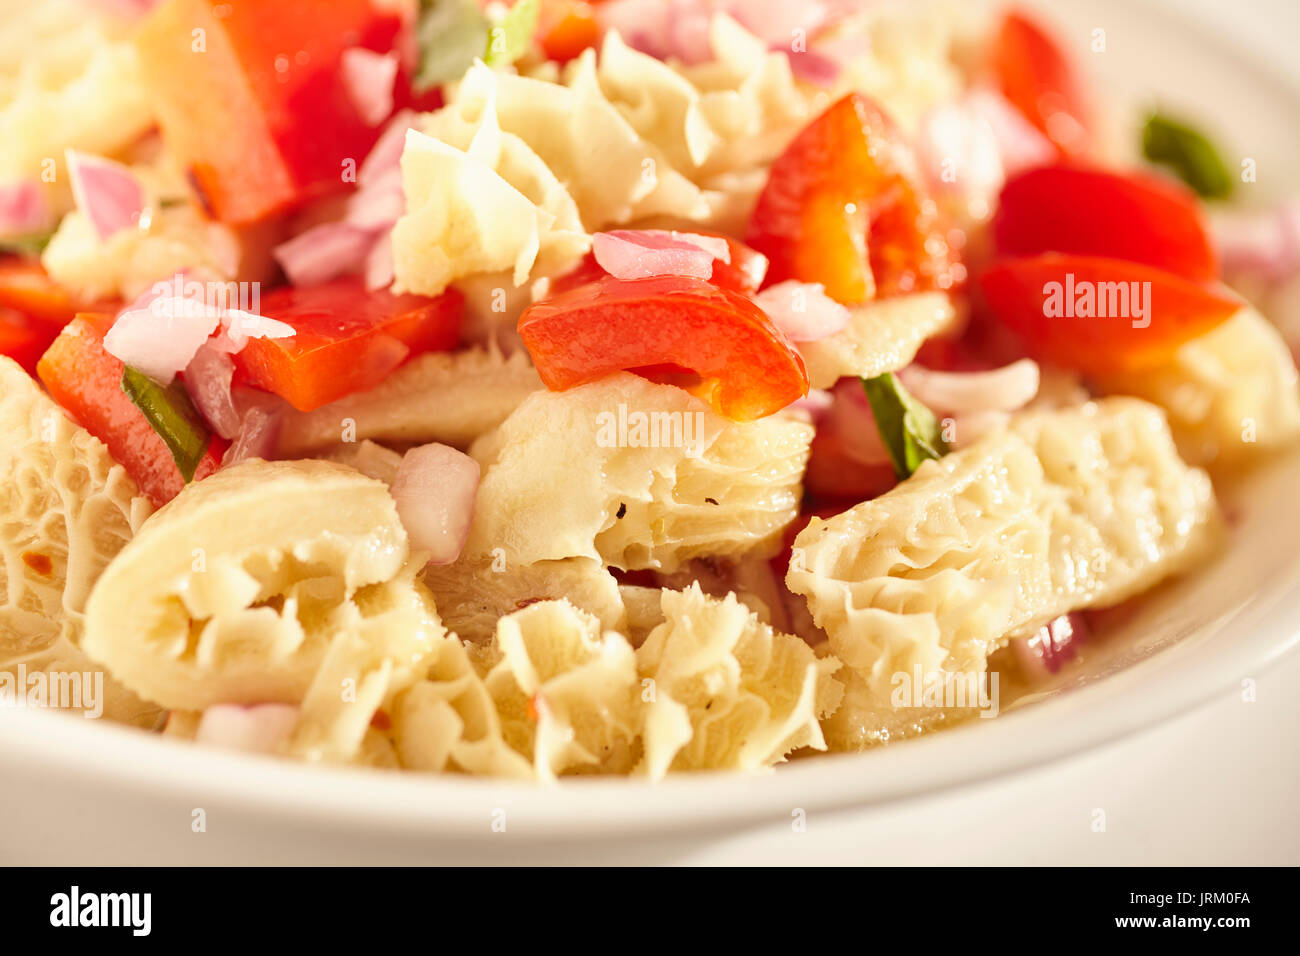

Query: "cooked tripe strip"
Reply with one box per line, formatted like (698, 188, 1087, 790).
(478, 600, 643, 782)
(0, 0, 153, 183)
(0, 357, 157, 724)
(82, 459, 416, 711)
(390, 588, 841, 780)
(276, 346, 542, 457)
(288, 562, 446, 765)
(797, 292, 957, 389)
(1093, 308, 1300, 466)
(787, 398, 1218, 748)
(636, 585, 843, 777)
(462, 372, 812, 572)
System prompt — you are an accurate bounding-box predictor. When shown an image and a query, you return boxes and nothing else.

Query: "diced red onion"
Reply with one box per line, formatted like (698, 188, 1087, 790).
(1011, 613, 1088, 677)
(753, 280, 850, 341)
(341, 47, 399, 127)
(1213, 200, 1300, 281)
(359, 109, 418, 186)
(223, 392, 284, 466)
(723, 0, 837, 47)
(66, 150, 146, 241)
(0, 180, 50, 237)
(194, 703, 299, 754)
(390, 443, 481, 565)
(898, 359, 1040, 415)
(184, 344, 241, 439)
(827, 377, 893, 468)
(365, 233, 396, 291)
(104, 294, 223, 385)
(273, 221, 374, 286)
(345, 167, 405, 230)
(780, 46, 842, 85)
(965, 89, 1056, 179)
(946, 409, 1010, 448)
(785, 387, 833, 421)
(220, 309, 295, 351)
(593, 229, 728, 280)
(85, 0, 161, 17)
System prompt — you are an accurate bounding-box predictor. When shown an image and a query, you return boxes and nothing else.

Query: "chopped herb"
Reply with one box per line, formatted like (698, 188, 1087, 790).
(615, 502, 627, 519)
(120, 366, 213, 483)
(861, 372, 948, 480)
(1141, 112, 1233, 200)
(0, 232, 53, 256)
(413, 0, 491, 93)
(483, 0, 540, 67)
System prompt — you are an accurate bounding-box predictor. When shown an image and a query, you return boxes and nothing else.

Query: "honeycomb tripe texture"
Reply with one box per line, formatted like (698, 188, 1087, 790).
(787, 398, 1219, 749)
(461, 372, 812, 574)
(0, 357, 157, 724)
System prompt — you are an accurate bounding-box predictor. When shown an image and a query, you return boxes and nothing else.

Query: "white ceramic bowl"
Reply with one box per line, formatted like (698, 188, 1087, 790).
(3, 0, 1299, 864)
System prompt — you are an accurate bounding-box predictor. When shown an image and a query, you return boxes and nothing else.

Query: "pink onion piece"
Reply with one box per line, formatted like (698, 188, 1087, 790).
(753, 280, 850, 342)
(723, 0, 838, 47)
(345, 167, 405, 230)
(65, 149, 146, 241)
(390, 443, 481, 565)
(897, 359, 1040, 415)
(592, 229, 728, 280)
(273, 221, 374, 286)
(0, 180, 50, 238)
(183, 344, 241, 439)
(341, 47, 399, 127)
(785, 386, 833, 421)
(359, 109, 418, 186)
(827, 377, 893, 468)
(779, 46, 842, 85)
(1012, 613, 1088, 677)
(365, 233, 396, 291)
(965, 89, 1056, 180)
(222, 393, 284, 466)
(219, 309, 295, 351)
(104, 294, 223, 385)
(85, 0, 161, 17)
(1213, 200, 1300, 281)
(194, 703, 299, 755)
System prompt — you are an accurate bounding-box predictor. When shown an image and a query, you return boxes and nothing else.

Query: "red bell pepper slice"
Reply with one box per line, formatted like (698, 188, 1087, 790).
(518, 274, 808, 421)
(537, 1, 600, 63)
(550, 233, 770, 297)
(36, 315, 226, 507)
(991, 10, 1092, 156)
(233, 278, 464, 412)
(746, 93, 958, 305)
(978, 254, 1241, 375)
(135, 0, 406, 224)
(994, 165, 1219, 282)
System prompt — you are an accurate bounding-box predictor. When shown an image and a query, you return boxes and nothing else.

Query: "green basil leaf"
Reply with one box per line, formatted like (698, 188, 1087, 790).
(861, 372, 949, 480)
(120, 366, 213, 484)
(484, 0, 540, 67)
(1141, 112, 1233, 200)
(414, 0, 491, 93)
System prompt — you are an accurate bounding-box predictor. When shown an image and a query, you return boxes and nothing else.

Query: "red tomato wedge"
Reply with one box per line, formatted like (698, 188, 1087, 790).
(37, 315, 226, 506)
(550, 233, 769, 297)
(135, 0, 405, 224)
(538, 1, 600, 63)
(994, 165, 1219, 282)
(518, 274, 808, 421)
(1, 308, 52, 375)
(233, 278, 464, 412)
(992, 10, 1091, 156)
(978, 254, 1241, 375)
(747, 93, 957, 305)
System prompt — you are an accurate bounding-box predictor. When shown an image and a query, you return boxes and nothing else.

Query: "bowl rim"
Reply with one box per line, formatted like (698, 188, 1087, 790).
(3, 0, 1300, 844)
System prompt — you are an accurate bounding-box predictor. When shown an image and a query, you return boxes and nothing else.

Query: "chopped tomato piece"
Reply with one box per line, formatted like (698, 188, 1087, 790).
(0, 258, 85, 329)
(994, 165, 1218, 282)
(550, 233, 769, 297)
(1, 308, 54, 375)
(518, 274, 808, 421)
(233, 278, 464, 412)
(991, 10, 1091, 156)
(135, 0, 405, 224)
(747, 93, 957, 305)
(978, 254, 1241, 375)
(538, 1, 600, 63)
(36, 316, 226, 506)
